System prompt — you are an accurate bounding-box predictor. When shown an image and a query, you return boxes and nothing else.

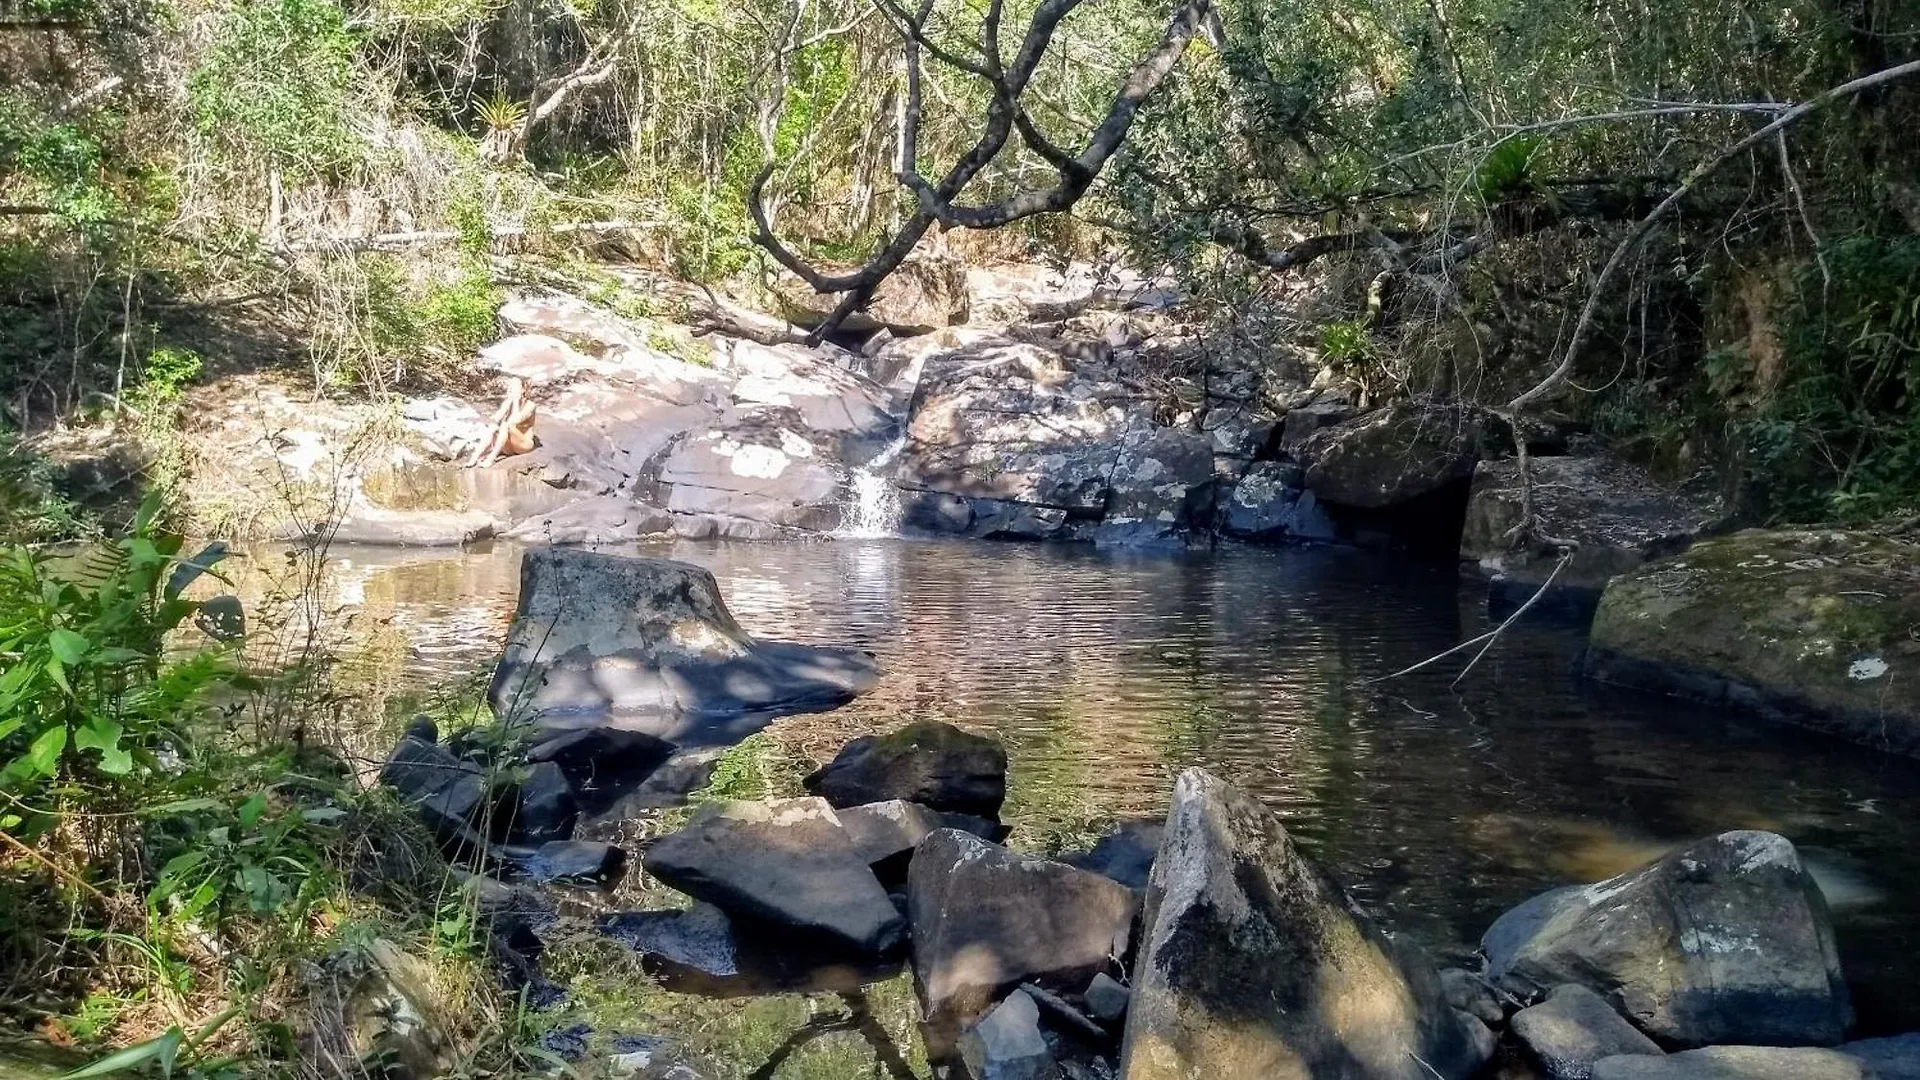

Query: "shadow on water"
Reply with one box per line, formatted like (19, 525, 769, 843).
(259, 536, 1920, 1036)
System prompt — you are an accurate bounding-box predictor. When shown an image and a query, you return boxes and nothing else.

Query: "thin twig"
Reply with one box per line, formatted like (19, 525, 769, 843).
(1450, 552, 1574, 687)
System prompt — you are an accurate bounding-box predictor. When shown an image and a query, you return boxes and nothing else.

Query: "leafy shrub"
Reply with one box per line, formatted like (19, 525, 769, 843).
(187, 0, 361, 178)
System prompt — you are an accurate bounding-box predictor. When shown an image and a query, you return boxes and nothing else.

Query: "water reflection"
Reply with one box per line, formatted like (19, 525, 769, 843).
(255, 537, 1920, 1034)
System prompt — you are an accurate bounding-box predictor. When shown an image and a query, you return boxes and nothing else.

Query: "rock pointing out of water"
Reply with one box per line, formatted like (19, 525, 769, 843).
(488, 550, 877, 741)
(643, 797, 906, 956)
(1120, 769, 1489, 1080)
(1481, 830, 1851, 1048)
(803, 720, 1008, 818)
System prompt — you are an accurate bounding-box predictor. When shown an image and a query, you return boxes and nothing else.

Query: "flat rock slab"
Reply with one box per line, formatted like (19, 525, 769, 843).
(959, 989, 1060, 1080)
(1513, 985, 1663, 1080)
(805, 720, 1008, 818)
(488, 550, 878, 740)
(1839, 1034, 1920, 1080)
(1120, 769, 1487, 1080)
(643, 797, 905, 956)
(1586, 530, 1920, 754)
(1482, 830, 1850, 1047)
(597, 902, 897, 998)
(1593, 1047, 1871, 1080)
(908, 829, 1137, 1048)
(835, 799, 1000, 868)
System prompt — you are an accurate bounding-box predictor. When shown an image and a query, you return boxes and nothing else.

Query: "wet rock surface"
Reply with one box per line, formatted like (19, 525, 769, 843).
(1482, 830, 1851, 1047)
(1120, 769, 1488, 1080)
(907, 829, 1137, 1044)
(1586, 530, 1920, 754)
(803, 720, 1007, 818)
(488, 550, 878, 739)
(1513, 984, 1665, 1080)
(643, 797, 907, 956)
(1591, 1046, 1872, 1080)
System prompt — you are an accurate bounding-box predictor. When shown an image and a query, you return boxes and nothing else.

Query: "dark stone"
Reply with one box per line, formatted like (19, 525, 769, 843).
(908, 830, 1137, 1047)
(1839, 1033, 1920, 1080)
(1481, 830, 1851, 1048)
(503, 761, 579, 845)
(902, 489, 976, 534)
(1219, 463, 1339, 542)
(598, 902, 902, 998)
(1301, 398, 1499, 510)
(403, 716, 439, 744)
(1096, 427, 1217, 548)
(959, 989, 1060, 1080)
(1439, 968, 1505, 1027)
(1591, 1047, 1871, 1080)
(538, 1023, 593, 1063)
(1513, 985, 1664, 1080)
(804, 721, 1008, 818)
(972, 499, 1071, 541)
(1060, 820, 1163, 890)
(380, 736, 488, 844)
(1118, 769, 1488, 1080)
(525, 727, 676, 815)
(1279, 398, 1353, 455)
(834, 799, 999, 884)
(643, 797, 906, 956)
(489, 551, 878, 740)
(1020, 982, 1109, 1044)
(1085, 973, 1131, 1027)
(520, 840, 626, 885)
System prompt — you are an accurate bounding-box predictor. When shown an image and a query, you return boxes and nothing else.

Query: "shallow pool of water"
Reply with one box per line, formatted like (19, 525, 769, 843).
(280, 537, 1920, 1034)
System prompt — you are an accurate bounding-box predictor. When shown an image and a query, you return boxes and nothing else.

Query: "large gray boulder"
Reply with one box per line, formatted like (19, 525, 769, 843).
(1586, 530, 1920, 754)
(1120, 769, 1488, 1080)
(1219, 462, 1338, 542)
(908, 830, 1137, 1044)
(1592, 1046, 1871, 1080)
(1093, 427, 1217, 549)
(487, 550, 877, 741)
(803, 721, 1007, 818)
(896, 341, 1132, 511)
(1301, 398, 1499, 509)
(1481, 830, 1851, 1047)
(1513, 985, 1664, 1080)
(642, 797, 906, 956)
(1461, 455, 1726, 592)
(658, 413, 848, 532)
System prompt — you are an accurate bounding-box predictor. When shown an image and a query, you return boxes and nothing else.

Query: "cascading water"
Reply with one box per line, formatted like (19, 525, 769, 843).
(837, 435, 907, 538)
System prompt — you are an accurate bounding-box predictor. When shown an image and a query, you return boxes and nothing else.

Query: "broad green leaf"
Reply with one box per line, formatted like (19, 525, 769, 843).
(237, 793, 267, 828)
(58, 1025, 183, 1078)
(300, 806, 347, 824)
(24, 725, 66, 776)
(0, 717, 22, 742)
(45, 657, 70, 693)
(144, 797, 225, 817)
(49, 628, 90, 665)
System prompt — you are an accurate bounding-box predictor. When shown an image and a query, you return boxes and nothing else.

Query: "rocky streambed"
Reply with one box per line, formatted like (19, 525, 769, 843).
(356, 546, 1920, 1080)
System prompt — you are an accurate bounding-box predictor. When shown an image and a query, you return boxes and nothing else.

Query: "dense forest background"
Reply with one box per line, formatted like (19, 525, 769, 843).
(3, 0, 1918, 530)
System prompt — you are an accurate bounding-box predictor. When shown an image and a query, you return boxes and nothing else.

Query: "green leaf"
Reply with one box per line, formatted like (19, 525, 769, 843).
(76, 718, 132, 775)
(237, 792, 267, 828)
(45, 656, 71, 693)
(23, 725, 66, 777)
(145, 797, 224, 817)
(49, 629, 90, 666)
(58, 1026, 183, 1078)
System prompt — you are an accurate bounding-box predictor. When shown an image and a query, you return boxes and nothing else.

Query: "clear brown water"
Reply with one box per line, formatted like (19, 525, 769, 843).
(291, 537, 1920, 1035)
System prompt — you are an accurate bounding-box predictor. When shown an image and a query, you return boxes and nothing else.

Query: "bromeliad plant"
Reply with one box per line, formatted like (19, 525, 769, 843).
(0, 492, 236, 831)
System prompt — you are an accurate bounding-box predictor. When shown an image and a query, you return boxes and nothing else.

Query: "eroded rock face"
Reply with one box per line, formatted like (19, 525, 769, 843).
(1461, 455, 1727, 592)
(1120, 769, 1488, 1080)
(643, 797, 906, 956)
(487, 550, 877, 740)
(1219, 461, 1338, 542)
(1482, 830, 1851, 1047)
(1302, 399, 1499, 510)
(803, 720, 1007, 818)
(1586, 530, 1920, 753)
(908, 830, 1137, 1045)
(1094, 427, 1217, 549)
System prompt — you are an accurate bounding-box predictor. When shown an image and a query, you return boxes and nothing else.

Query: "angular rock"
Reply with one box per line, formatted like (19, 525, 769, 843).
(1279, 397, 1353, 455)
(908, 830, 1137, 1042)
(1219, 462, 1337, 542)
(1513, 985, 1664, 1080)
(804, 721, 1007, 818)
(1120, 769, 1488, 1080)
(960, 989, 1061, 1080)
(1301, 398, 1499, 509)
(1094, 427, 1216, 549)
(970, 498, 1072, 541)
(897, 341, 1132, 511)
(599, 901, 898, 998)
(643, 797, 906, 956)
(1586, 530, 1920, 754)
(1482, 830, 1850, 1047)
(659, 416, 847, 531)
(521, 840, 627, 885)
(525, 727, 676, 815)
(1592, 1047, 1871, 1080)
(834, 799, 999, 871)
(488, 550, 878, 741)
(1461, 455, 1726, 592)
(1203, 408, 1278, 460)
(504, 760, 578, 845)
(1060, 820, 1163, 890)
(1839, 1033, 1920, 1080)
(380, 736, 488, 844)
(1085, 973, 1132, 1026)
(1439, 968, 1504, 1027)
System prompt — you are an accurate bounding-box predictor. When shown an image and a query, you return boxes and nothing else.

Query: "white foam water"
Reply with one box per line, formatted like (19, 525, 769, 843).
(837, 435, 907, 538)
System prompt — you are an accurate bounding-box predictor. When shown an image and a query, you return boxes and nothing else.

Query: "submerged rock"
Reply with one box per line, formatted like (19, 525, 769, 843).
(1481, 830, 1850, 1047)
(1591, 1046, 1870, 1080)
(1301, 398, 1499, 510)
(1119, 769, 1488, 1080)
(1461, 455, 1726, 593)
(803, 720, 1007, 818)
(908, 830, 1137, 1044)
(960, 989, 1061, 1080)
(487, 550, 878, 740)
(1513, 985, 1664, 1080)
(1586, 530, 1920, 754)
(524, 728, 676, 816)
(643, 797, 906, 956)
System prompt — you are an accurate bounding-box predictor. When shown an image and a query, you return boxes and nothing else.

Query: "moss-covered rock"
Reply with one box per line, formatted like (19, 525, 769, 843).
(1586, 530, 1920, 752)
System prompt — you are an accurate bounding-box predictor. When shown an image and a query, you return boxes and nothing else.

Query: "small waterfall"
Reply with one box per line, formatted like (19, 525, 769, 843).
(838, 435, 907, 538)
